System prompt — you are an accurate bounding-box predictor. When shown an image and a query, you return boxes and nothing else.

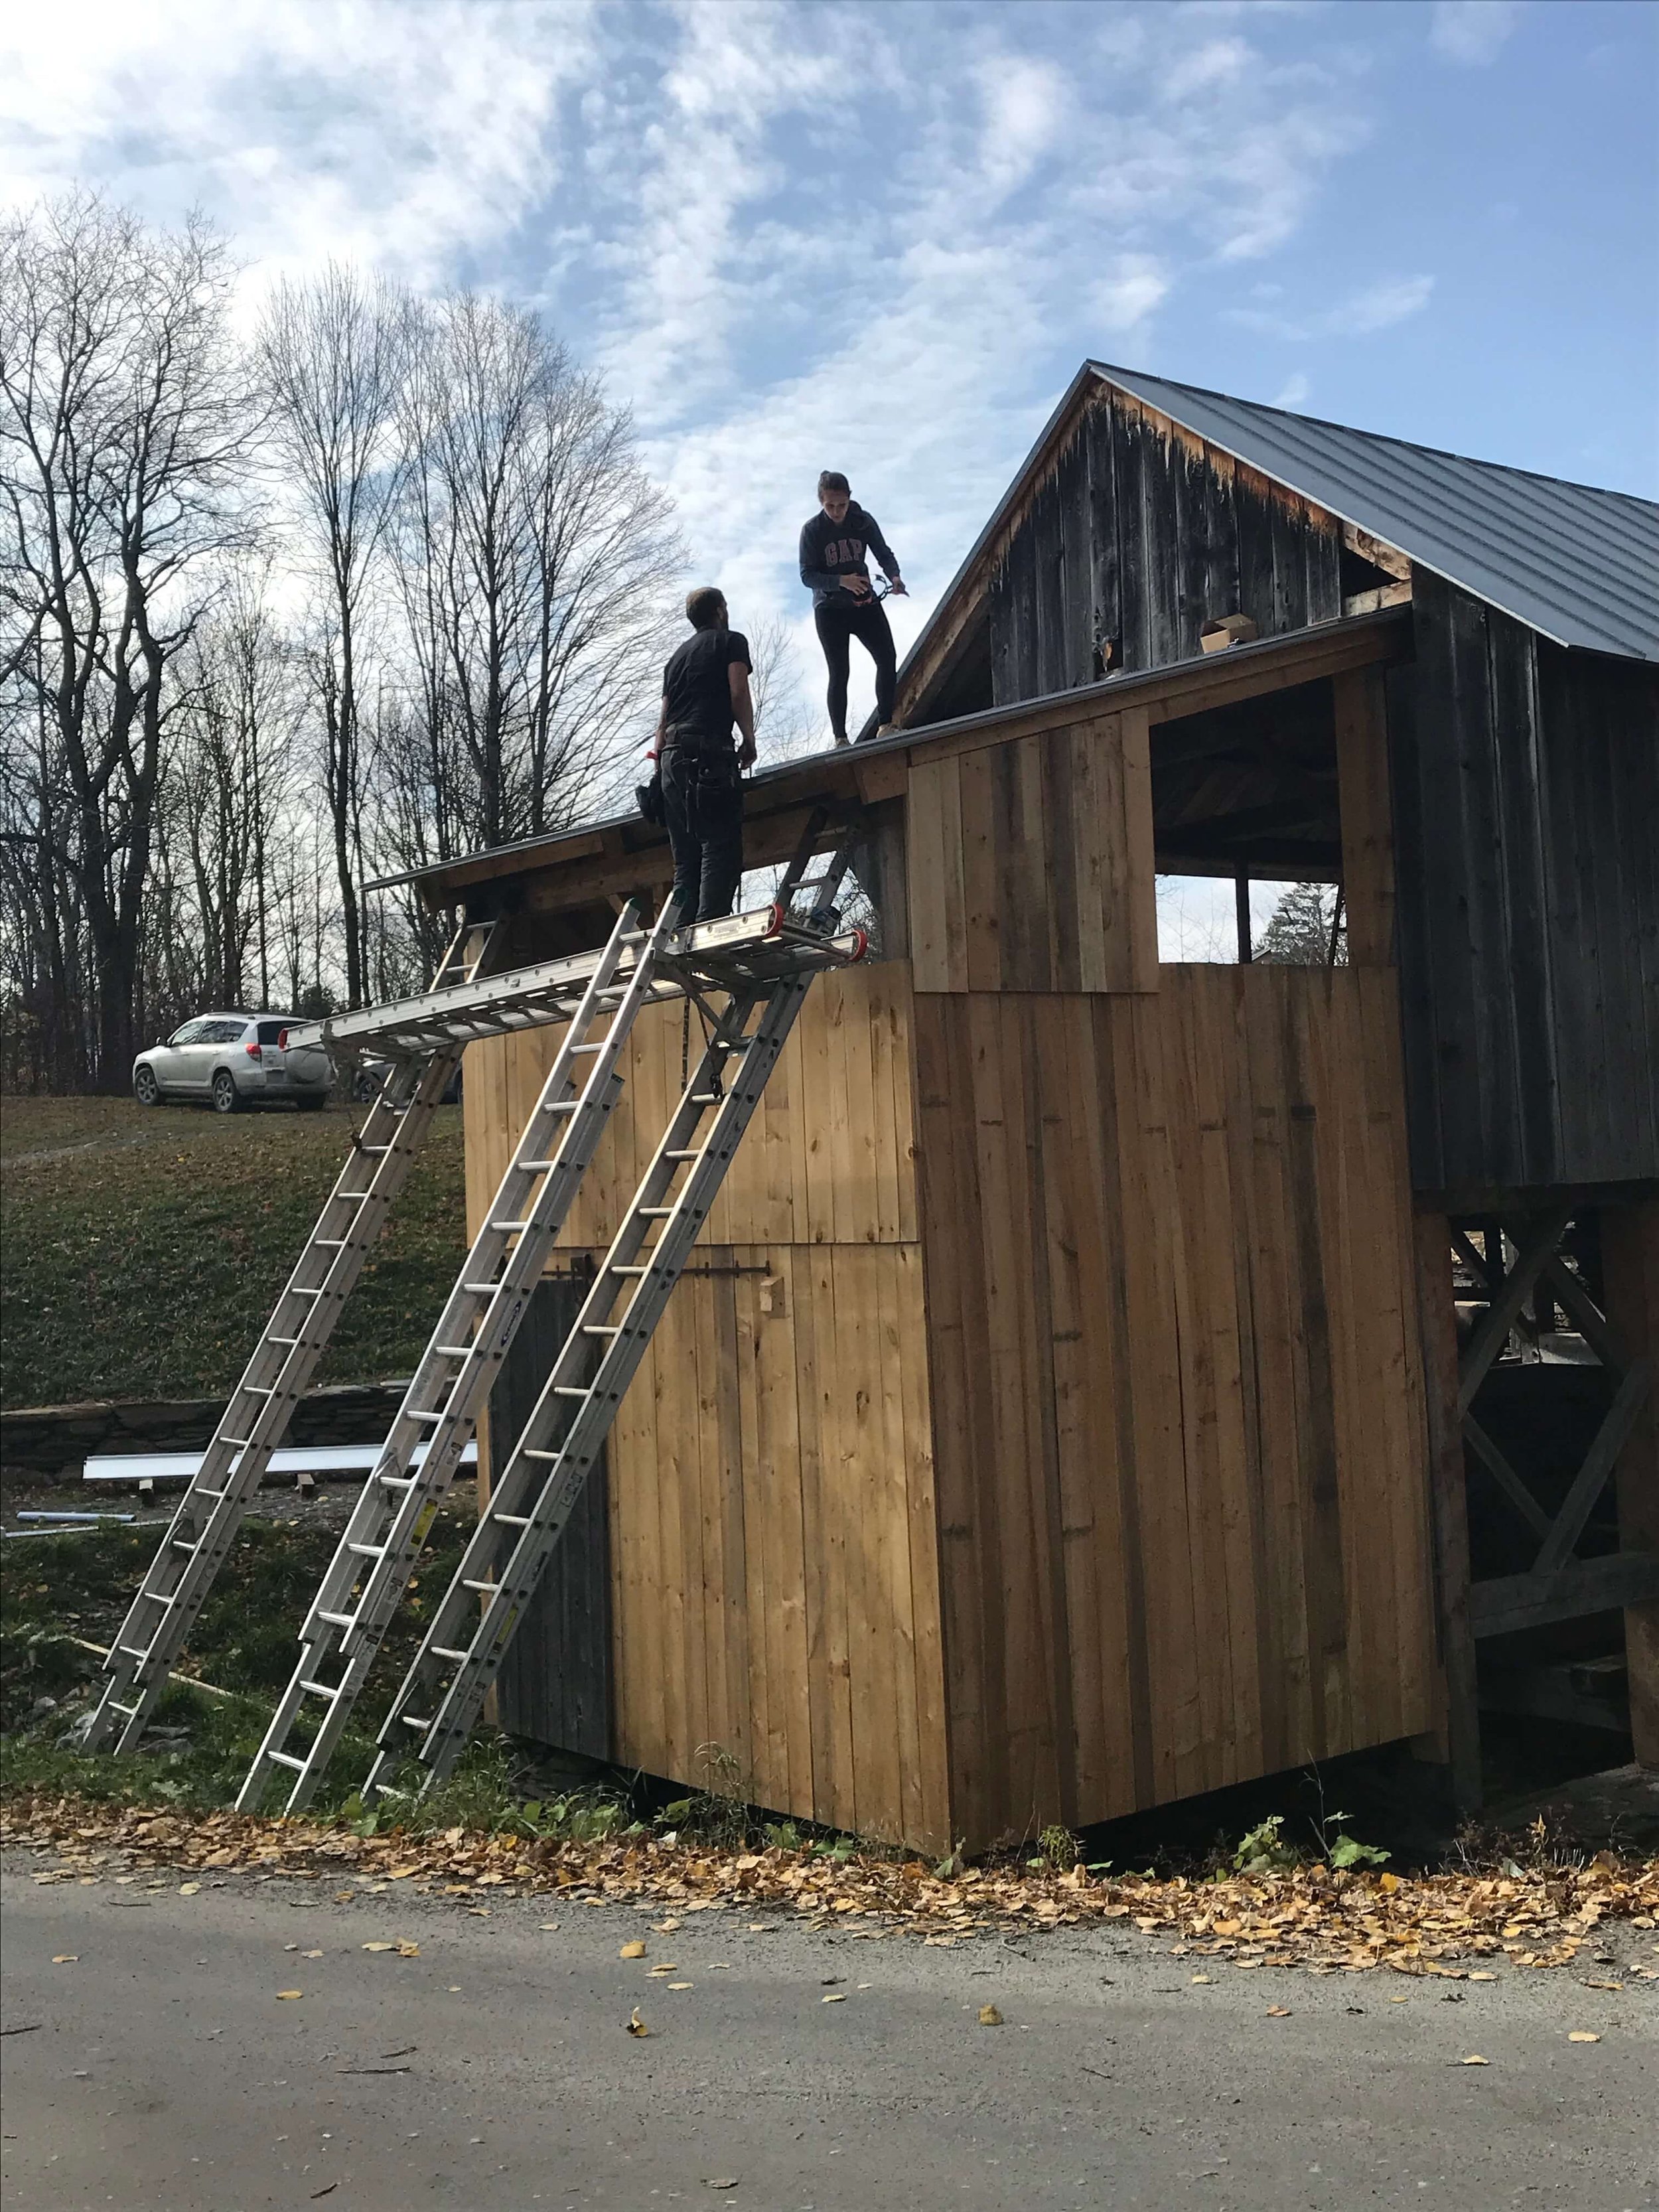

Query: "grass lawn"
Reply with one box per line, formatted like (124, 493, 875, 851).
(1, 1095, 467, 1408)
(0, 1504, 518, 1820)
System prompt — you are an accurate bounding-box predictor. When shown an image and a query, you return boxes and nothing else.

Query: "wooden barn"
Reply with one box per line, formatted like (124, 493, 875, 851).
(399, 364, 1659, 1853)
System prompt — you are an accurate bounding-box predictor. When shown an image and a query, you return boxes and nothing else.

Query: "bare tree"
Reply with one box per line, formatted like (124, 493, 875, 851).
(168, 561, 297, 1007)
(0, 191, 253, 1087)
(256, 264, 407, 1007)
(392, 291, 681, 854)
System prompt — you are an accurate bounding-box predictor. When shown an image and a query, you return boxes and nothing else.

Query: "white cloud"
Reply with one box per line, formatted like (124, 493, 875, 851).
(1429, 2, 1520, 66)
(1092, 254, 1172, 332)
(1228, 273, 1435, 341)
(1272, 372, 1311, 409)
(0, 0, 1379, 742)
(1329, 273, 1435, 334)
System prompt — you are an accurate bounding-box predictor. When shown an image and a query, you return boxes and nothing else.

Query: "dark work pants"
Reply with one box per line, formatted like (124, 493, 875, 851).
(814, 597, 897, 741)
(662, 744, 744, 923)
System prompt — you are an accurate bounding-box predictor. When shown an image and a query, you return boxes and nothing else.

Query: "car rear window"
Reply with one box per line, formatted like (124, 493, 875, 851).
(257, 1021, 287, 1044)
(208, 1018, 248, 1043)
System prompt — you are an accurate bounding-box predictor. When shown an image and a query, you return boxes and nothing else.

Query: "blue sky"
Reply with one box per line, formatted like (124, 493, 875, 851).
(5, 0, 1654, 738)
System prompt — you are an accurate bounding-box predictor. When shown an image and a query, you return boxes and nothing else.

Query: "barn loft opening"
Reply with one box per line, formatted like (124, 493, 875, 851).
(1152, 674, 1342, 965)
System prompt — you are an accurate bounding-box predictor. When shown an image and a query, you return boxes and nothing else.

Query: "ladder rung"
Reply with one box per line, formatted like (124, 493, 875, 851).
(522, 1450, 559, 1463)
(170, 1537, 199, 1554)
(267, 1749, 307, 1773)
(315, 1238, 349, 1249)
(461, 1578, 501, 1593)
(347, 1542, 384, 1558)
(569, 1041, 605, 1055)
(300, 1678, 340, 1700)
(289, 1287, 323, 1299)
(611, 1264, 648, 1276)
(490, 1220, 533, 1233)
(490, 1511, 532, 1527)
(516, 1159, 559, 1171)
(399, 1713, 433, 1731)
(690, 1092, 721, 1104)
(435, 1344, 474, 1359)
(430, 1645, 471, 1664)
(463, 1280, 504, 1295)
(116, 1642, 151, 1663)
(405, 1408, 447, 1424)
(106, 1700, 139, 1719)
(636, 1207, 674, 1218)
(581, 1324, 619, 1336)
(551, 1385, 589, 1399)
(194, 1487, 229, 1503)
(269, 1336, 299, 1348)
(665, 1148, 701, 1160)
(379, 1473, 416, 1489)
(317, 1610, 358, 1630)
(543, 1100, 579, 1114)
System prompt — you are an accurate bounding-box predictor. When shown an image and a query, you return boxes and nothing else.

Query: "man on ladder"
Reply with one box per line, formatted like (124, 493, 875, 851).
(799, 469, 907, 747)
(652, 586, 757, 925)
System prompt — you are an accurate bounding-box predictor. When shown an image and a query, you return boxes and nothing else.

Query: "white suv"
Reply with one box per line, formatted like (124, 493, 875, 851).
(131, 1015, 331, 1114)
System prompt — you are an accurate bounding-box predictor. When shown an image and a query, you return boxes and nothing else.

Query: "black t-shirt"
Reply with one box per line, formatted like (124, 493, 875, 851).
(661, 627, 751, 749)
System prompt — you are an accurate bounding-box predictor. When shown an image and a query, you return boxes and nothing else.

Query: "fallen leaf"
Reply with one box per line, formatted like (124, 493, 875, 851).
(1457, 2054, 1488, 2065)
(1469, 1971, 1497, 1982)
(276, 1990, 303, 2001)
(668, 1982, 693, 1990)
(50, 1954, 78, 1965)
(1567, 2031, 1601, 2043)
(1390, 1995, 1410, 2004)
(179, 1882, 200, 1896)
(301, 1949, 323, 1959)
(822, 1992, 847, 2004)
(1379, 1872, 1402, 1893)
(705, 2183, 739, 2192)
(620, 1940, 648, 1960)
(626, 2009, 650, 2037)
(395, 1943, 419, 1958)
(538, 1922, 561, 1933)
(1265, 2005, 1292, 2017)
(977, 2004, 1003, 2026)
(1581, 1978, 1622, 1991)
(362, 1941, 397, 1953)
(1190, 1974, 1212, 1984)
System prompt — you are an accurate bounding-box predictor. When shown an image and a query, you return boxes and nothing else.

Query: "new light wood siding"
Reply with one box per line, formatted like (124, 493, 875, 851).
(906, 707, 1158, 994)
(913, 965, 1437, 1847)
(462, 962, 950, 1850)
(463, 964, 920, 1251)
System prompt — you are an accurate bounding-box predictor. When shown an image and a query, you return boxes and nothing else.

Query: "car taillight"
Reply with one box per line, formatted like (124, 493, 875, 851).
(245, 1041, 261, 1060)
(277, 1029, 289, 1050)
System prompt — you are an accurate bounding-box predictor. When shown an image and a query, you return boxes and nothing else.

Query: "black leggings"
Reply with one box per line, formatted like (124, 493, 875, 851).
(815, 597, 897, 742)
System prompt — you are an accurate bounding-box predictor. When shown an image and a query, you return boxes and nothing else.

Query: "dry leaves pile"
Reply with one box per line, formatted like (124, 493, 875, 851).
(5, 1791, 1656, 1978)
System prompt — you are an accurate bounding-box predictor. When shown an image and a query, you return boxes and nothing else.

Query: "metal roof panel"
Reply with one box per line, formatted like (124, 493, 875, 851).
(1087, 363, 1659, 661)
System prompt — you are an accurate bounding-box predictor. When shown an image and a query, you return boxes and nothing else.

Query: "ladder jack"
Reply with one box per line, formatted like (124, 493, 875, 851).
(86, 818, 863, 1813)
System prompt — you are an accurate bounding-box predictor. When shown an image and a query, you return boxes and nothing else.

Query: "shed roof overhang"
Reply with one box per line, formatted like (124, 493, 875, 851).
(386, 605, 1410, 927)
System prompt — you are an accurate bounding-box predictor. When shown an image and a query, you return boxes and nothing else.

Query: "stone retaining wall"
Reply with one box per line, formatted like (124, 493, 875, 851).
(0, 1380, 413, 1485)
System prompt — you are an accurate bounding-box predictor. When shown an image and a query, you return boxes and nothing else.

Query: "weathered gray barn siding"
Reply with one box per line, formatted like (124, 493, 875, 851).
(490, 1275, 612, 1760)
(985, 393, 1344, 700)
(1388, 571, 1659, 1200)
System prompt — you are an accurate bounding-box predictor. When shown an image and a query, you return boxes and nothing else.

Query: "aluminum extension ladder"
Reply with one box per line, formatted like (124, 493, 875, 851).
(364, 847, 856, 1805)
(233, 823, 862, 1813)
(82, 919, 498, 1754)
(235, 890, 684, 1811)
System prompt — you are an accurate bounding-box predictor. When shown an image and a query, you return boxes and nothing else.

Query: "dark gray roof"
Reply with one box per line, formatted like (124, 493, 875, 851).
(1088, 363, 1659, 662)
